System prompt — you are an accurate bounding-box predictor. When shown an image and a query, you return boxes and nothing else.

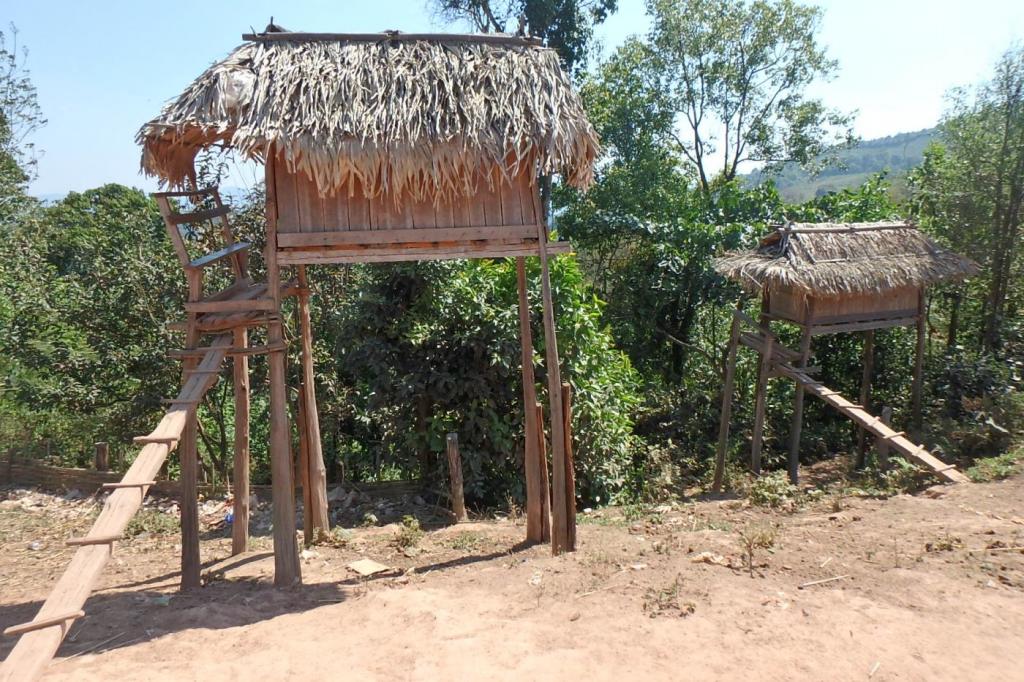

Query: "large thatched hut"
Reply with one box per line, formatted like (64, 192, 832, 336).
(137, 30, 598, 262)
(712, 221, 978, 486)
(136, 28, 598, 584)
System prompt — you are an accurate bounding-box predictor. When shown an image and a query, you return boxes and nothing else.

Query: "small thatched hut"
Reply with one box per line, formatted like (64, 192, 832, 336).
(136, 29, 597, 581)
(712, 221, 979, 486)
(715, 221, 978, 332)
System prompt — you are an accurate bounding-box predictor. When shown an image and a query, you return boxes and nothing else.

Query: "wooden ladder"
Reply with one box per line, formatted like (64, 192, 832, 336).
(737, 325, 969, 484)
(0, 336, 232, 682)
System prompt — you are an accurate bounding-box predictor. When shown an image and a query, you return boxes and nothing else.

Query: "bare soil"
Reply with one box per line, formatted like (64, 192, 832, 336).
(2, 466, 1023, 681)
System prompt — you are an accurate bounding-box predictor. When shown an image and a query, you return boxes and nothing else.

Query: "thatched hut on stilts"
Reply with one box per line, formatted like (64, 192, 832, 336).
(136, 27, 599, 584)
(711, 221, 979, 488)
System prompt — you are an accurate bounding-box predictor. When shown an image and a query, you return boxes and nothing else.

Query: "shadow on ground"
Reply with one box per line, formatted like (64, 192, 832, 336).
(0, 535, 534, 667)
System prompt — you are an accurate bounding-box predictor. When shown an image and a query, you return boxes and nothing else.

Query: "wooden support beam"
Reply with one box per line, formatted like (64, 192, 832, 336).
(912, 291, 926, 436)
(166, 205, 231, 225)
(168, 342, 287, 359)
(877, 407, 893, 470)
(296, 265, 330, 538)
(231, 327, 250, 555)
(93, 443, 109, 472)
(713, 307, 743, 493)
(750, 335, 774, 476)
(297, 379, 313, 543)
(516, 257, 546, 544)
(535, 221, 571, 555)
(788, 305, 815, 484)
(856, 330, 875, 468)
(446, 434, 468, 522)
(535, 402, 551, 543)
(265, 154, 301, 587)
(242, 31, 544, 46)
(561, 383, 577, 552)
(180, 277, 201, 591)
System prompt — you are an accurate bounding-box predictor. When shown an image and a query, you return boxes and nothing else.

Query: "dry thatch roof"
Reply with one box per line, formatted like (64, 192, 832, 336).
(137, 31, 599, 200)
(714, 221, 979, 296)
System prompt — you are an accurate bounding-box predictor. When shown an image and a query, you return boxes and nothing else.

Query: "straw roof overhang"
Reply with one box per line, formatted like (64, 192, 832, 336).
(714, 221, 980, 297)
(137, 30, 599, 200)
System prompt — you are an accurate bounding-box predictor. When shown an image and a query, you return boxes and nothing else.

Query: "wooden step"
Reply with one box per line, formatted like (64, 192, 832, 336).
(168, 205, 230, 225)
(3, 610, 85, 637)
(101, 481, 156, 490)
(66, 534, 121, 547)
(133, 435, 179, 445)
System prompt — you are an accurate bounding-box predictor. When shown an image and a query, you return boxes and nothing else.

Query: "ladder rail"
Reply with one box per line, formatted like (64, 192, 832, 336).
(0, 336, 232, 682)
(732, 311, 968, 485)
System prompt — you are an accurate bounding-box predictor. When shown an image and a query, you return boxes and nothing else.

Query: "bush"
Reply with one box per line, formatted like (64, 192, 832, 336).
(333, 257, 641, 506)
(967, 450, 1022, 482)
(748, 471, 799, 509)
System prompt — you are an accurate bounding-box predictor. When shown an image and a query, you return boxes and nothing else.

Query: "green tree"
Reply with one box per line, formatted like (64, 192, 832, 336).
(645, 0, 854, 193)
(327, 257, 640, 504)
(0, 186, 184, 463)
(0, 25, 45, 230)
(911, 45, 1024, 353)
(429, 0, 617, 73)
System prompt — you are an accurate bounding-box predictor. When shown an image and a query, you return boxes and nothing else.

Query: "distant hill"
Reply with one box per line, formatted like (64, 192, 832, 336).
(744, 128, 938, 202)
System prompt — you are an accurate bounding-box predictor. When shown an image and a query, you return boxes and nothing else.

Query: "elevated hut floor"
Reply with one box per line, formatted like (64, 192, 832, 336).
(3, 465, 1023, 680)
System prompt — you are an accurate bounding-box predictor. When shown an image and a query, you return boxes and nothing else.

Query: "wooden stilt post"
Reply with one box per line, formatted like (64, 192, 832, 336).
(855, 329, 875, 468)
(180, 269, 202, 590)
(535, 402, 551, 542)
(93, 442, 109, 472)
(560, 383, 576, 552)
(516, 257, 546, 543)
(713, 307, 743, 492)
(265, 154, 301, 587)
(787, 319, 814, 484)
(296, 265, 330, 537)
(534, 222, 571, 554)
(231, 327, 250, 555)
(296, 383, 313, 543)
(911, 289, 926, 436)
(750, 333, 774, 476)
(877, 406, 893, 470)
(446, 433, 468, 522)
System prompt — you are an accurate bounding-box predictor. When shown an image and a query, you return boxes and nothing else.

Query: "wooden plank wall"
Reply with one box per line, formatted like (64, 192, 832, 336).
(274, 162, 539, 235)
(768, 284, 920, 325)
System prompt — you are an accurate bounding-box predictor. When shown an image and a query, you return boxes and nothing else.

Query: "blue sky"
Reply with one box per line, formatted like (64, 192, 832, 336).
(6, 0, 1024, 196)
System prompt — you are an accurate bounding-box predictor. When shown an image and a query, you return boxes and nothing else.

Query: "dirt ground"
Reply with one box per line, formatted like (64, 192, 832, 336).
(2, 465, 1023, 681)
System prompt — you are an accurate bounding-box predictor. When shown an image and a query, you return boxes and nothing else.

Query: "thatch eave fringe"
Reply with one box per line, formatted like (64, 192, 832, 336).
(714, 222, 980, 297)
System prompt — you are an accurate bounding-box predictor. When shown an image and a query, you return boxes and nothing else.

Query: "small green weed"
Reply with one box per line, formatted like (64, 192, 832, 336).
(393, 515, 424, 549)
(642, 574, 694, 618)
(446, 531, 484, 551)
(748, 472, 799, 509)
(125, 508, 179, 537)
(737, 523, 777, 577)
(313, 526, 353, 547)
